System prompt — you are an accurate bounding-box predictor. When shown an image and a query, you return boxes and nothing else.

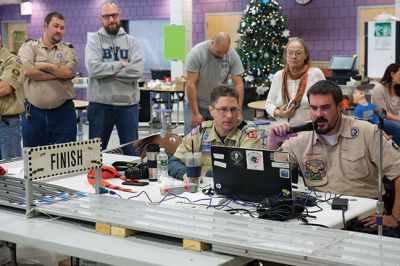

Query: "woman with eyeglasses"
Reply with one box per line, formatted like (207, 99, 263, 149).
(265, 37, 325, 124)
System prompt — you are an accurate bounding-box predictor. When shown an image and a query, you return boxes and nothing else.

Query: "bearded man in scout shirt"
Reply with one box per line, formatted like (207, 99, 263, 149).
(18, 12, 78, 147)
(169, 84, 261, 180)
(267, 80, 400, 231)
(0, 46, 24, 160)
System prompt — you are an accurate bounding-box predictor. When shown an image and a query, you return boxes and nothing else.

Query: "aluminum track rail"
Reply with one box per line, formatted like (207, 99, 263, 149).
(36, 194, 400, 266)
(0, 176, 82, 208)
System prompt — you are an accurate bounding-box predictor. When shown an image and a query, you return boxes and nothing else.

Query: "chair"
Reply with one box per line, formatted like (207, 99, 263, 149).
(153, 108, 173, 135)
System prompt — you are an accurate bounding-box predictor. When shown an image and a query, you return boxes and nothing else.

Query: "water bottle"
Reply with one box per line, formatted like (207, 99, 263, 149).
(157, 148, 169, 183)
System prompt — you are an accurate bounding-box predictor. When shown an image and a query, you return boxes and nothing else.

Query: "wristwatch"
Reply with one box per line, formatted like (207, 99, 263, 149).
(390, 214, 400, 226)
(295, 0, 312, 5)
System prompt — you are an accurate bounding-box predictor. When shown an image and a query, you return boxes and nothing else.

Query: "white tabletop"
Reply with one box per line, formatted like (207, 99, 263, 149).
(0, 153, 379, 265)
(0, 153, 376, 230)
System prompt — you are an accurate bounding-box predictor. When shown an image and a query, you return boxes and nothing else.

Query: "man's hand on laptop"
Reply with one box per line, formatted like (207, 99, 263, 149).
(266, 123, 297, 150)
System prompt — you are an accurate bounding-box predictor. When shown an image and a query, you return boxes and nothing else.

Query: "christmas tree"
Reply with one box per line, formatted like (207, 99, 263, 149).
(236, 0, 289, 99)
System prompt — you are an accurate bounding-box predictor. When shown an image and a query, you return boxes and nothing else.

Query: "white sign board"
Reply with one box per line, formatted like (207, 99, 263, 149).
(367, 21, 397, 78)
(23, 139, 102, 180)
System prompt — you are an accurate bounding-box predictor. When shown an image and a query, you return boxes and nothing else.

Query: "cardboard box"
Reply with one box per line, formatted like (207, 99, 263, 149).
(174, 76, 186, 91)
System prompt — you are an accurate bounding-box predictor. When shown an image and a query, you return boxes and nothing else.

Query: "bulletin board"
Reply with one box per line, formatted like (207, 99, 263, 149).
(129, 19, 170, 72)
(357, 5, 395, 77)
(164, 25, 186, 61)
(205, 12, 242, 47)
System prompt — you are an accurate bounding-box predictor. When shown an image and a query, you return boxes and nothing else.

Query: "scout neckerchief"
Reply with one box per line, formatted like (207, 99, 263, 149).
(281, 64, 309, 110)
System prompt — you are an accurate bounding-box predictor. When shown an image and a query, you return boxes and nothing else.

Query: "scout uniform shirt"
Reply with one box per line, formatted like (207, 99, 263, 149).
(0, 46, 24, 116)
(18, 38, 78, 109)
(282, 115, 400, 198)
(174, 120, 261, 174)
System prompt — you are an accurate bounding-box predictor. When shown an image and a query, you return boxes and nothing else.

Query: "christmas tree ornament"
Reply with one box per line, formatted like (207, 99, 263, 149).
(282, 29, 290, 37)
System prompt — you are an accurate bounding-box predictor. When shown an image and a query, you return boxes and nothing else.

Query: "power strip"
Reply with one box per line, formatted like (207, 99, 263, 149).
(160, 183, 198, 195)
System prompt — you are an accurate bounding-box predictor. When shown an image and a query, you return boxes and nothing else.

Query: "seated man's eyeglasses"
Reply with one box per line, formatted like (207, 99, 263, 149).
(212, 106, 240, 115)
(101, 13, 119, 20)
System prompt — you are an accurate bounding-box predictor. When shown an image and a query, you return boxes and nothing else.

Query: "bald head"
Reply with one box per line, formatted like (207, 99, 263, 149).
(210, 32, 231, 59)
(100, 1, 120, 15)
(213, 32, 231, 45)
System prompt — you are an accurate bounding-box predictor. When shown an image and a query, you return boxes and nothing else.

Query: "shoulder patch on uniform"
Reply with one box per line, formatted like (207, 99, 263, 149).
(350, 127, 359, 138)
(241, 124, 257, 135)
(246, 131, 258, 138)
(11, 68, 20, 79)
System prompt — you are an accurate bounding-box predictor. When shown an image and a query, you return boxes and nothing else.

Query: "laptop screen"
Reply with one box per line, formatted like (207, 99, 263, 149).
(328, 55, 356, 71)
(211, 146, 292, 202)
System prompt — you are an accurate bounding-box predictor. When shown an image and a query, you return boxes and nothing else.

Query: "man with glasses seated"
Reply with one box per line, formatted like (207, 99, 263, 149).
(85, 1, 143, 155)
(169, 84, 261, 180)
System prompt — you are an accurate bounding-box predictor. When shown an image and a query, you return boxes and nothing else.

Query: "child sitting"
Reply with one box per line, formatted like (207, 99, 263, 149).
(351, 87, 400, 145)
(351, 88, 378, 124)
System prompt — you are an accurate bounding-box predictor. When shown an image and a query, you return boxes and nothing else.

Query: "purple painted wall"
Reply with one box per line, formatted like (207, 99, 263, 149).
(0, 0, 395, 73)
(0, 0, 170, 75)
(192, 0, 395, 61)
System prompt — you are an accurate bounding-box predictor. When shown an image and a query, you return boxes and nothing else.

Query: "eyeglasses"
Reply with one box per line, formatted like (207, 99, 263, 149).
(287, 51, 304, 57)
(101, 13, 120, 21)
(212, 106, 240, 115)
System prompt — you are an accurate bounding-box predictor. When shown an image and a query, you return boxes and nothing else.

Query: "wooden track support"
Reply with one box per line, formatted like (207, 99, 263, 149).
(183, 239, 211, 251)
(111, 226, 138, 237)
(95, 223, 111, 234)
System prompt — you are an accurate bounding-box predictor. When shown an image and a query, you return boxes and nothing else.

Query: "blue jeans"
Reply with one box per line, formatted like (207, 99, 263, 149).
(88, 102, 138, 155)
(22, 101, 77, 147)
(183, 101, 212, 135)
(383, 119, 400, 145)
(0, 116, 22, 160)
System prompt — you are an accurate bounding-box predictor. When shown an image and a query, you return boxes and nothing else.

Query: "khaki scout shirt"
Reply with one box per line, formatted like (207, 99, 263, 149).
(174, 120, 261, 174)
(282, 115, 400, 198)
(18, 38, 78, 109)
(0, 46, 24, 115)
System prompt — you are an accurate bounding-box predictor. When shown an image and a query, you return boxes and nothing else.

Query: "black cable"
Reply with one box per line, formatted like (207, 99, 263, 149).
(257, 202, 306, 222)
(342, 206, 347, 229)
(300, 223, 329, 228)
(224, 208, 256, 218)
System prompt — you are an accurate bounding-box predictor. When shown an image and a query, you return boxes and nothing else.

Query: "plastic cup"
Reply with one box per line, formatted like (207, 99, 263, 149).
(184, 152, 202, 185)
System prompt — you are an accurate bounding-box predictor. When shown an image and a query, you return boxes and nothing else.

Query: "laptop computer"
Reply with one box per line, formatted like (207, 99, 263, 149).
(211, 146, 292, 202)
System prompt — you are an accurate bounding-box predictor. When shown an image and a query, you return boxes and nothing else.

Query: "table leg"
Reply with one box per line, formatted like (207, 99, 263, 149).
(176, 92, 180, 127)
(77, 109, 83, 141)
